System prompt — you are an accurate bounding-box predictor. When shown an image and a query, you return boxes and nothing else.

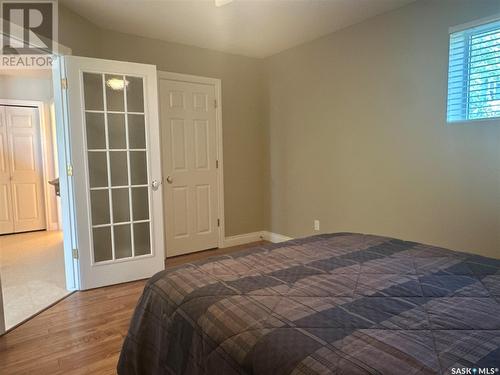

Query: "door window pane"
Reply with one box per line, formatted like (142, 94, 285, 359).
(105, 74, 125, 111)
(83, 73, 104, 110)
(88, 152, 108, 188)
(134, 222, 151, 256)
(110, 151, 128, 186)
(112, 188, 130, 223)
(132, 187, 149, 221)
(128, 114, 146, 149)
(85, 112, 105, 149)
(90, 190, 110, 225)
(108, 113, 126, 149)
(83, 69, 151, 264)
(130, 151, 147, 185)
(93, 227, 112, 262)
(126, 76, 144, 112)
(114, 224, 132, 259)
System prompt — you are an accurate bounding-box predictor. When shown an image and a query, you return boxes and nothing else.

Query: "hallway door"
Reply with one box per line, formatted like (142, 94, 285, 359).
(0, 105, 46, 234)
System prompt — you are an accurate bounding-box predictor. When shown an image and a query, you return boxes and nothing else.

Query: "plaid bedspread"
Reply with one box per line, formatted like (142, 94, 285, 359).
(117, 233, 500, 374)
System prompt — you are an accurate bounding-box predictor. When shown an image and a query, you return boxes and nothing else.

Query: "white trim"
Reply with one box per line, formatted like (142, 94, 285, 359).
(47, 222, 59, 230)
(52, 57, 79, 291)
(223, 231, 264, 248)
(449, 13, 500, 34)
(157, 71, 225, 249)
(49, 101, 62, 229)
(157, 71, 220, 86)
(223, 231, 293, 247)
(262, 231, 294, 243)
(0, 98, 58, 231)
(0, 275, 4, 334)
(447, 118, 500, 126)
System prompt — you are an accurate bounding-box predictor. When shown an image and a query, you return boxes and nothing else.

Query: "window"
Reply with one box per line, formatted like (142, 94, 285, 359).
(447, 17, 500, 122)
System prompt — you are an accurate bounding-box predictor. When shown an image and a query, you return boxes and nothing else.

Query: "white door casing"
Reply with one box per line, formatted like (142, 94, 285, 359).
(0, 106, 14, 234)
(159, 72, 224, 257)
(0, 106, 46, 234)
(0, 274, 4, 335)
(57, 56, 165, 290)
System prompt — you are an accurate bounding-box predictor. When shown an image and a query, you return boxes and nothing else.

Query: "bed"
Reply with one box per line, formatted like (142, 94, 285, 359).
(117, 233, 500, 374)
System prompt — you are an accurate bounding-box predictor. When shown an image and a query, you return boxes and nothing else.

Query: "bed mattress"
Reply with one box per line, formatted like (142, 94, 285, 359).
(118, 233, 500, 374)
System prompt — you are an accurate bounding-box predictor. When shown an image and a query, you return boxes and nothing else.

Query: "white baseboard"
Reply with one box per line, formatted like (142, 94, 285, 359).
(262, 231, 294, 243)
(222, 231, 265, 248)
(48, 222, 60, 231)
(223, 231, 293, 248)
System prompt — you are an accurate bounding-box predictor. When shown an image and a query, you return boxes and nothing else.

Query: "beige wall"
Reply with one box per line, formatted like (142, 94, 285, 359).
(58, 5, 100, 57)
(59, 6, 269, 236)
(266, 0, 500, 257)
(0, 74, 52, 101)
(59, 1, 500, 257)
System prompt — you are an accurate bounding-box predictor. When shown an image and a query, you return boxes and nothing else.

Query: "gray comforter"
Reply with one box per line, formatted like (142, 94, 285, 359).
(118, 233, 500, 374)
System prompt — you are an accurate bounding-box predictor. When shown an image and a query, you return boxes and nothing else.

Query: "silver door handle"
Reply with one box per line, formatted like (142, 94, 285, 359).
(166, 176, 173, 184)
(151, 179, 161, 190)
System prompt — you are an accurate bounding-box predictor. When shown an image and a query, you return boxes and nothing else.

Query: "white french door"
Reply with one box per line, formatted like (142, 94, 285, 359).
(53, 56, 164, 290)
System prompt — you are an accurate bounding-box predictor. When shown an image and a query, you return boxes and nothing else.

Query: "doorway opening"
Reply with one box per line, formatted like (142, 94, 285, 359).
(0, 56, 226, 332)
(0, 70, 70, 333)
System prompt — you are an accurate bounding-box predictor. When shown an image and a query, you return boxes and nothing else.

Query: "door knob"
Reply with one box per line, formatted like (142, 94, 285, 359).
(151, 179, 161, 191)
(166, 176, 173, 184)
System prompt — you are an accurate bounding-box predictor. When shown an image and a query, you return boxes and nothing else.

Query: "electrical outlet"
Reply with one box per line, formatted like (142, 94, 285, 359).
(314, 220, 320, 231)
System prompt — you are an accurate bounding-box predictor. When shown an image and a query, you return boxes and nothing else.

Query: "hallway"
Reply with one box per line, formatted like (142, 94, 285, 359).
(0, 231, 69, 330)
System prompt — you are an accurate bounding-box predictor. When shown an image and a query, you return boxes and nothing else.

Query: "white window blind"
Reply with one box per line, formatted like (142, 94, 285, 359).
(447, 18, 500, 122)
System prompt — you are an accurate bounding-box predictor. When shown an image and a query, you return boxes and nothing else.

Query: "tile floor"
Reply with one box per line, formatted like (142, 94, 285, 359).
(0, 230, 69, 330)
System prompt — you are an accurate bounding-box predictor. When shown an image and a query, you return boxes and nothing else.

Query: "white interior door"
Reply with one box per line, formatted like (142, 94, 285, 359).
(54, 56, 164, 290)
(159, 76, 220, 257)
(0, 105, 46, 234)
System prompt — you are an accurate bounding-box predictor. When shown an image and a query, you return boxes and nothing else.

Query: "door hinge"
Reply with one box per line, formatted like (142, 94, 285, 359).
(216, 160, 219, 169)
(217, 218, 220, 227)
(214, 99, 217, 109)
(72, 248, 79, 259)
(66, 164, 73, 176)
(61, 78, 68, 89)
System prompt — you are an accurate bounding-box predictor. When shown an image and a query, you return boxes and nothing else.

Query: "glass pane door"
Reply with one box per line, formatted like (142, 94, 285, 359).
(56, 56, 164, 290)
(83, 73, 151, 264)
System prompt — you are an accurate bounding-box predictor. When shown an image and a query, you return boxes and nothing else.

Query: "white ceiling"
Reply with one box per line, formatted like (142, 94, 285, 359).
(61, 0, 415, 58)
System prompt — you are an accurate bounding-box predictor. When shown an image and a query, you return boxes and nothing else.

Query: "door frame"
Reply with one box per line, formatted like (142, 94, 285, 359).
(0, 99, 53, 233)
(52, 57, 79, 291)
(157, 71, 225, 249)
(0, 274, 4, 334)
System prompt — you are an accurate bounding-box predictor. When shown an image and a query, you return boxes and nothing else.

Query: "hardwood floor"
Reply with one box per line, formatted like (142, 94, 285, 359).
(0, 241, 266, 375)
